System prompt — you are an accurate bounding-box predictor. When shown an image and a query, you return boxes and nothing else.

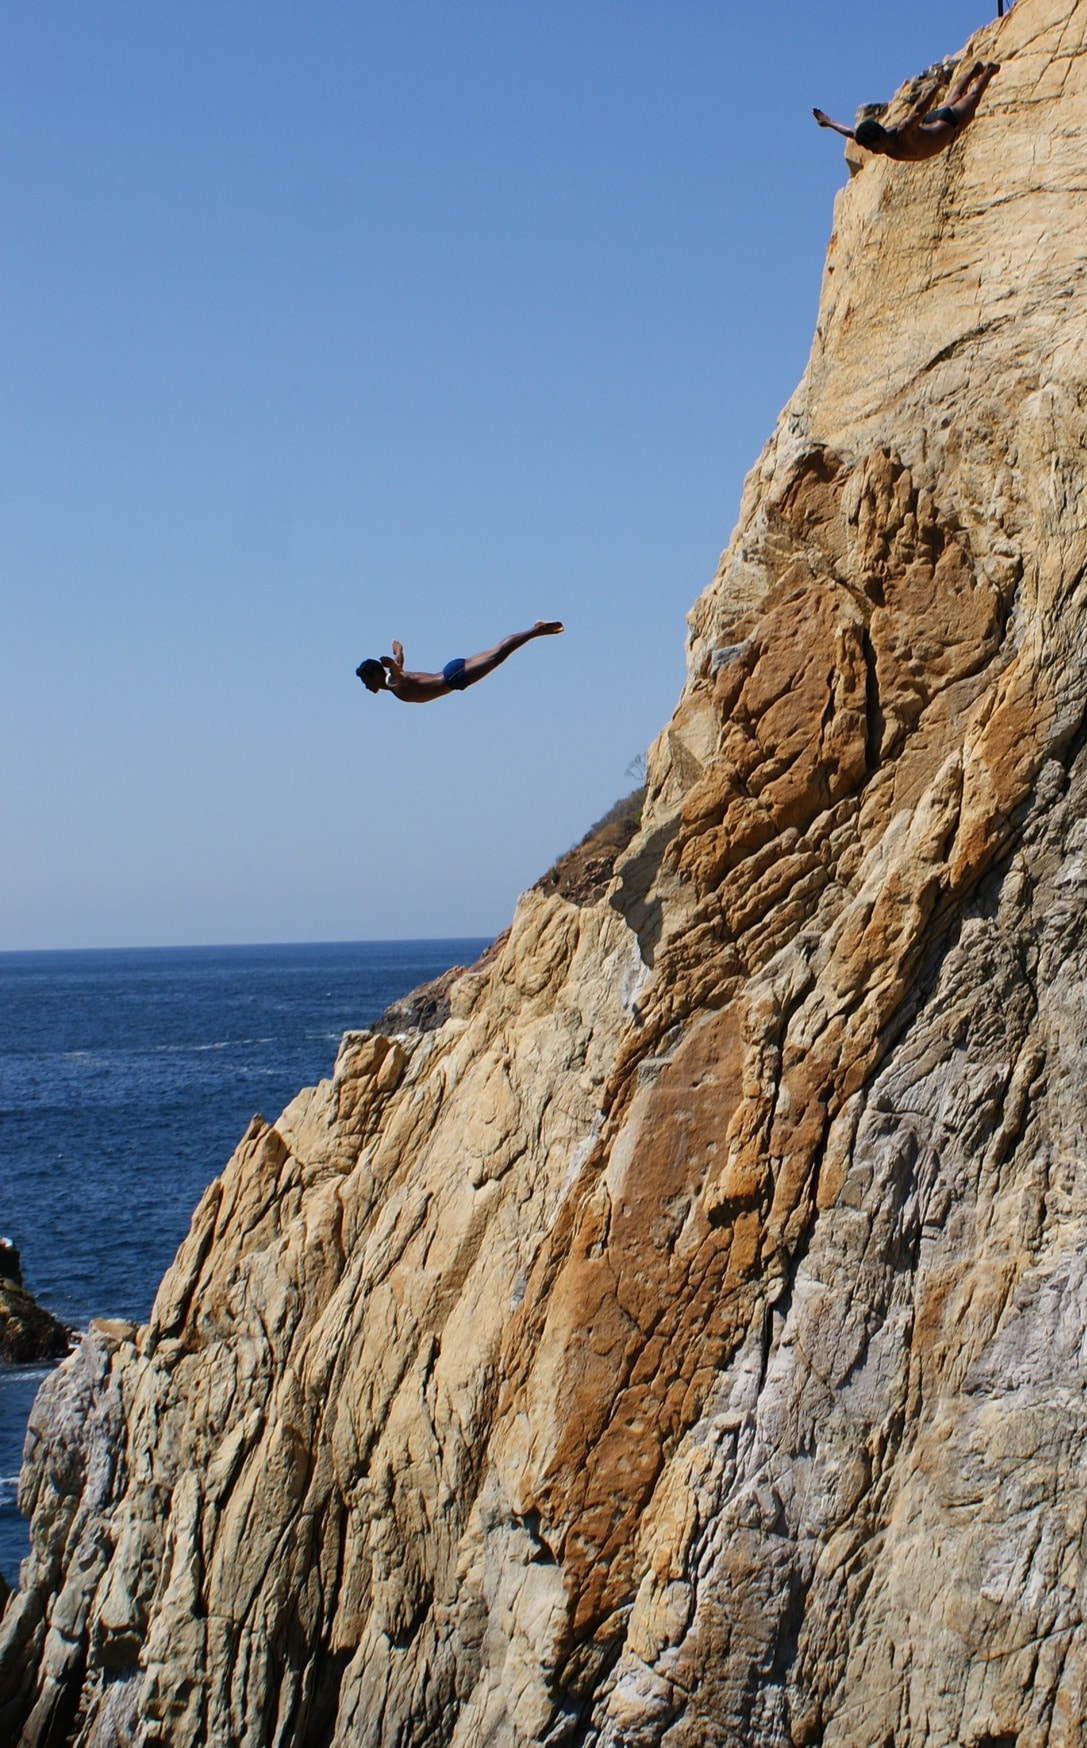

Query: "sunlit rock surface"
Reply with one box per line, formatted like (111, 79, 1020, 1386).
(5, 2, 1087, 1742)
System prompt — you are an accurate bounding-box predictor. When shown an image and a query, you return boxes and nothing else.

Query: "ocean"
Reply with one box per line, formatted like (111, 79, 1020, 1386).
(0, 938, 488, 1589)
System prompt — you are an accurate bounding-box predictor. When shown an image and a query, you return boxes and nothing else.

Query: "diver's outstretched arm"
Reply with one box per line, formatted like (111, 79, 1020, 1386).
(813, 108, 854, 139)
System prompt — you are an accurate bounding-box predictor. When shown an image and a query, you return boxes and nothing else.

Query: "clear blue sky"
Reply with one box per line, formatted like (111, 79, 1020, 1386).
(2, 2, 996, 948)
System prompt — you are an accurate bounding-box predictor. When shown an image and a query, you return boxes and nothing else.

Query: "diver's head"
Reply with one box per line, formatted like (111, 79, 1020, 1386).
(855, 117, 889, 152)
(356, 659, 387, 692)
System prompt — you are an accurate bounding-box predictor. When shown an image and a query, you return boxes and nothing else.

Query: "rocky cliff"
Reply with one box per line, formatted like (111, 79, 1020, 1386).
(5, 3, 1087, 1743)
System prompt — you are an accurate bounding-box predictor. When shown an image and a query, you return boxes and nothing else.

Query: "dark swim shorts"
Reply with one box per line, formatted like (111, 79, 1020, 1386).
(443, 658, 469, 691)
(927, 105, 959, 125)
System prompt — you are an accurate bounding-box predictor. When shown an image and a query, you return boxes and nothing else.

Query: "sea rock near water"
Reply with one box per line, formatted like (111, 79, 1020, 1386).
(0, 1241, 23, 1288)
(0, 1243, 70, 1368)
(5, 3, 1087, 1743)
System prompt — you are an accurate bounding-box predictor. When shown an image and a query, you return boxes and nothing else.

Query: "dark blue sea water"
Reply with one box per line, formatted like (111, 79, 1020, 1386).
(0, 939, 487, 1588)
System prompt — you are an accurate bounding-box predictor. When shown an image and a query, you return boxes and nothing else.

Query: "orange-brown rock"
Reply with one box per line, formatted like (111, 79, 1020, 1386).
(5, 3, 1087, 1743)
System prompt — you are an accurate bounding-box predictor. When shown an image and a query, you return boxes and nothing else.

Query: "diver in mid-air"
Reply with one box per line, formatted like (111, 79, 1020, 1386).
(814, 59, 999, 161)
(356, 621, 564, 703)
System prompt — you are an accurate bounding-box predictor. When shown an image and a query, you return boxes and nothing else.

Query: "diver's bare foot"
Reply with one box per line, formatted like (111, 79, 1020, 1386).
(534, 620, 564, 634)
(813, 108, 832, 127)
(970, 64, 999, 96)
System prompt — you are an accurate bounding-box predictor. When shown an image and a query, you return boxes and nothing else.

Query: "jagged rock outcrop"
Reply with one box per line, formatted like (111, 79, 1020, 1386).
(5, 2, 1087, 1742)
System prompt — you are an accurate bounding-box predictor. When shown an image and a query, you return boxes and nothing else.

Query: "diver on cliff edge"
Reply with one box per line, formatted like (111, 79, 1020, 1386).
(814, 59, 999, 161)
(356, 621, 564, 704)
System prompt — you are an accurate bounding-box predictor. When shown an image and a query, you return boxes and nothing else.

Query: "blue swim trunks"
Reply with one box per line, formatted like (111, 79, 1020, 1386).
(443, 658, 469, 691)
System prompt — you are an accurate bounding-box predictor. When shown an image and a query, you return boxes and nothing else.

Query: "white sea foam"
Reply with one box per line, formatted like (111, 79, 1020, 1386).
(0, 1364, 52, 1388)
(151, 1040, 232, 1054)
(149, 1037, 282, 1054)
